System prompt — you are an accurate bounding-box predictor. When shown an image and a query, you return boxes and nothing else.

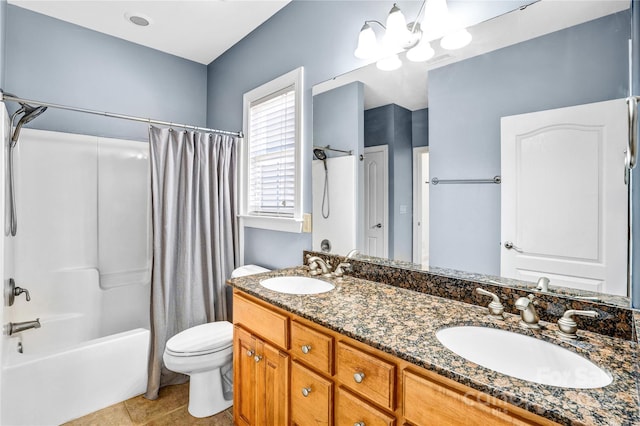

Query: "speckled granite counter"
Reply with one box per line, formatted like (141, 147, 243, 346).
(228, 267, 640, 426)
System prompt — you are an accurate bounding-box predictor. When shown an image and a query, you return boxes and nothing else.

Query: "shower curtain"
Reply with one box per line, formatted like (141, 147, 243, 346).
(145, 126, 237, 400)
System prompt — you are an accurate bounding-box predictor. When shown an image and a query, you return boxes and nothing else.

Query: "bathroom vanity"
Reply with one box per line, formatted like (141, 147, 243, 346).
(228, 257, 640, 425)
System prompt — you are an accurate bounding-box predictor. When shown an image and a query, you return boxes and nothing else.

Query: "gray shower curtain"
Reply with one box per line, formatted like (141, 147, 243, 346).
(145, 126, 237, 400)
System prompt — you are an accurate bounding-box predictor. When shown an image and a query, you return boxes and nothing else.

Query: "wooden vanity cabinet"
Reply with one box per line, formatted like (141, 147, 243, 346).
(233, 326, 289, 426)
(232, 290, 558, 426)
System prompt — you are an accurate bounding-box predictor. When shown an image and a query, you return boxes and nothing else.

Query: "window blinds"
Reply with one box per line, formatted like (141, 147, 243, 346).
(247, 85, 296, 217)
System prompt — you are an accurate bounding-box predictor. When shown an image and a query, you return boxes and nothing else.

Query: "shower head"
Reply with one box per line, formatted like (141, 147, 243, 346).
(313, 148, 327, 171)
(11, 105, 47, 145)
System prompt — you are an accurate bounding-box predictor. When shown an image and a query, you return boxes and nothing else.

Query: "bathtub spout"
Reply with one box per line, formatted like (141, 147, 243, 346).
(4, 318, 41, 336)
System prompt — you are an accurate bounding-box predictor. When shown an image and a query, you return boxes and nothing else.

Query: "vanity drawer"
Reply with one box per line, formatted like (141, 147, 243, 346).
(403, 369, 556, 426)
(336, 341, 396, 410)
(233, 293, 289, 349)
(291, 320, 333, 375)
(336, 387, 396, 426)
(291, 361, 333, 426)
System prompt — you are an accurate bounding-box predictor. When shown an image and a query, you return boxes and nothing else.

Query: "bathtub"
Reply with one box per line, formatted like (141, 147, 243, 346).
(1, 326, 149, 425)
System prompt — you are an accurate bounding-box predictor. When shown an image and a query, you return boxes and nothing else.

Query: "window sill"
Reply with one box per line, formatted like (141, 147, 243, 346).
(239, 215, 303, 233)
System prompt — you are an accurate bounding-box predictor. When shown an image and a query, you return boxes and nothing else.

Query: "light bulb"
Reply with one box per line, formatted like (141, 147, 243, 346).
(376, 54, 402, 71)
(406, 38, 435, 62)
(440, 28, 472, 50)
(354, 23, 378, 59)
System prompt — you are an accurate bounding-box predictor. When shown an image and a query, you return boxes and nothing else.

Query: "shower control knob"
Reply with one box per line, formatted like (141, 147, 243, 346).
(301, 387, 312, 397)
(301, 345, 311, 354)
(14, 286, 31, 302)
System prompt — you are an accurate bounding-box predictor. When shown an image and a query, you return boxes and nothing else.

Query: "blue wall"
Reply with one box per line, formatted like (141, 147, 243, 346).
(206, 0, 533, 269)
(3, 5, 207, 142)
(313, 82, 363, 155)
(364, 104, 412, 261)
(632, 1, 640, 308)
(412, 108, 428, 148)
(428, 10, 630, 275)
(0, 0, 6, 89)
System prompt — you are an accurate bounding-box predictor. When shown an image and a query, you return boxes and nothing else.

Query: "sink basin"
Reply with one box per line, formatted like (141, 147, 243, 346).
(259, 276, 335, 295)
(436, 326, 612, 389)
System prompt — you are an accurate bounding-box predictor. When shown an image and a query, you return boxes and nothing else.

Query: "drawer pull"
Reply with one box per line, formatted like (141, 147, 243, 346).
(254, 355, 263, 363)
(301, 344, 312, 354)
(353, 372, 366, 383)
(354, 422, 365, 426)
(246, 349, 254, 357)
(301, 387, 312, 397)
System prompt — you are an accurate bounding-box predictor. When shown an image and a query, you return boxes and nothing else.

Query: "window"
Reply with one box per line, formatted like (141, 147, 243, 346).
(240, 67, 304, 232)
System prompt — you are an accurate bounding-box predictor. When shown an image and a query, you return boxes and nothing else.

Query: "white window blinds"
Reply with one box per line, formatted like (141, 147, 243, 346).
(247, 85, 296, 217)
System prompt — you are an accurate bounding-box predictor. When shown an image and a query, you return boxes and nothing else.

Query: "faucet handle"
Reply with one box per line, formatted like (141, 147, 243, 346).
(14, 286, 31, 302)
(475, 288, 504, 319)
(535, 277, 550, 292)
(557, 310, 599, 340)
(333, 262, 352, 277)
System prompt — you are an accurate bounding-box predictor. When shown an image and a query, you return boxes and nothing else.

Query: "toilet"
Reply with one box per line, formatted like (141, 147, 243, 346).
(162, 264, 270, 418)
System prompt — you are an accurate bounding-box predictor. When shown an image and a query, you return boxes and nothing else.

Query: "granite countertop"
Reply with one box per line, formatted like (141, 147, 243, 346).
(228, 267, 640, 426)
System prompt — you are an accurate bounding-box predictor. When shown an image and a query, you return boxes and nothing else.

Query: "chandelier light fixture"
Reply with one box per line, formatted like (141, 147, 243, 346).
(354, 0, 472, 71)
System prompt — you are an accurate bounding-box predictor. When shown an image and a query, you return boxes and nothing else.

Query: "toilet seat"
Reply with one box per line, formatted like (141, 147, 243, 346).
(165, 321, 233, 357)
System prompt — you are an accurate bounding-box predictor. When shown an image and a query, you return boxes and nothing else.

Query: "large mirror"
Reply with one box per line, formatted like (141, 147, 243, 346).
(311, 0, 632, 305)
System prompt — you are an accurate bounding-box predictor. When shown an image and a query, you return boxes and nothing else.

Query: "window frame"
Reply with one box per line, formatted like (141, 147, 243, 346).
(239, 67, 304, 233)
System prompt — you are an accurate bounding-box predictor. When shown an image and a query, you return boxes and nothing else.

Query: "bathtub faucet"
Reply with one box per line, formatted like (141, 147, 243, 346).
(4, 318, 41, 336)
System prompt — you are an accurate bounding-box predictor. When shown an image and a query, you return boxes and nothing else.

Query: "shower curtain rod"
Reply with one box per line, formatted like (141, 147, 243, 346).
(0, 92, 243, 138)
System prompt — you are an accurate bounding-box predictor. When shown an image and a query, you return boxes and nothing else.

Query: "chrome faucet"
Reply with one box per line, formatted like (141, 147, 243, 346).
(475, 288, 504, 319)
(557, 310, 599, 340)
(305, 255, 332, 276)
(535, 277, 550, 292)
(515, 294, 540, 329)
(345, 249, 359, 259)
(4, 318, 41, 336)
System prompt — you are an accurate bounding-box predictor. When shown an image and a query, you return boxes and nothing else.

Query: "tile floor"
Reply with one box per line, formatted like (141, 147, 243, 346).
(63, 383, 234, 426)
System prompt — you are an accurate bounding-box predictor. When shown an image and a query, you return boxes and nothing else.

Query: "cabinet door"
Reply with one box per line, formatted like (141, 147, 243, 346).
(234, 326, 257, 426)
(336, 387, 396, 426)
(257, 340, 289, 426)
(291, 361, 333, 426)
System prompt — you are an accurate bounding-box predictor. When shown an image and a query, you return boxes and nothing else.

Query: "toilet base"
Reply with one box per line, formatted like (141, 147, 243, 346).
(187, 367, 233, 418)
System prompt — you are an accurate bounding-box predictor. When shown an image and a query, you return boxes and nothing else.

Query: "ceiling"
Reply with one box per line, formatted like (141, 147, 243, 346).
(8, 0, 291, 65)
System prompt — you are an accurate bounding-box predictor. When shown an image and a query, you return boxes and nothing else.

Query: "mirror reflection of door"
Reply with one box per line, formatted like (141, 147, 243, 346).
(413, 147, 429, 265)
(364, 146, 388, 258)
(501, 99, 628, 296)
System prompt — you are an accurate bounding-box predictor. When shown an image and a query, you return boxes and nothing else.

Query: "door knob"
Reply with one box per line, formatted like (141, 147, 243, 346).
(504, 241, 523, 253)
(371, 223, 382, 229)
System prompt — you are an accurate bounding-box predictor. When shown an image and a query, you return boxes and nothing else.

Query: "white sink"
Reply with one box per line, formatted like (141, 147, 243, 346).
(436, 326, 612, 389)
(259, 276, 335, 295)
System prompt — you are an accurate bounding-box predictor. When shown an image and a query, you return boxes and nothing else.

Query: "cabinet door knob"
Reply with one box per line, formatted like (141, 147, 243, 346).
(301, 387, 312, 397)
(301, 345, 312, 354)
(353, 372, 365, 383)
(254, 355, 263, 363)
(354, 422, 366, 426)
(246, 349, 254, 357)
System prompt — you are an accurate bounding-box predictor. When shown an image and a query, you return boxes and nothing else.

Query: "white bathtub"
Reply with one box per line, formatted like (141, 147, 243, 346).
(1, 327, 149, 426)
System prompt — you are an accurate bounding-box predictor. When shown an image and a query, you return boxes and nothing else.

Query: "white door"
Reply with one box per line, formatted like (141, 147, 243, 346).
(363, 146, 388, 258)
(412, 147, 429, 265)
(501, 99, 628, 296)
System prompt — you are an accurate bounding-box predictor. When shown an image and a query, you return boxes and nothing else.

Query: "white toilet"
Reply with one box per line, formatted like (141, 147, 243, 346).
(163, 265, 270, 418)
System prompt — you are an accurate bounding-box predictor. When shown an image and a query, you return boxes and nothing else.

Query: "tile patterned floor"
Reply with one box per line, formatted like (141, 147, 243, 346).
(63, 383, 234, 426)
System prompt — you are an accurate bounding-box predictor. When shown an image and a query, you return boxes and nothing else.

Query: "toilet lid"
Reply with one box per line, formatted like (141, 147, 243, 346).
(166, 321, 233, 356)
